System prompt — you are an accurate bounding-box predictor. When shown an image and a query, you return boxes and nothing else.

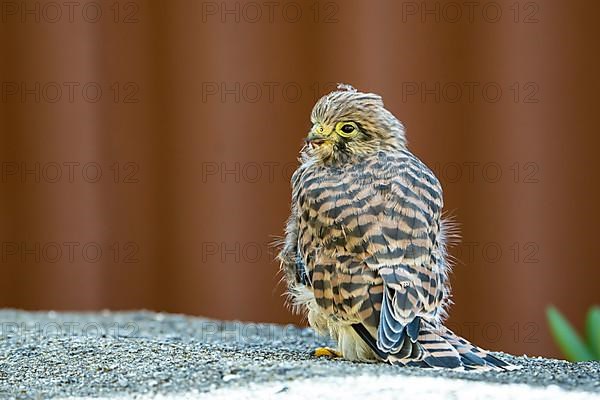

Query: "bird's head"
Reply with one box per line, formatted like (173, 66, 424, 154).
(304, 84, 406, 163)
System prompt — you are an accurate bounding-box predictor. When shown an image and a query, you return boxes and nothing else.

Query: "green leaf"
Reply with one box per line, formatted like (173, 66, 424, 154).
(546, 306, 594, 361)
(585, 306, 600, 359)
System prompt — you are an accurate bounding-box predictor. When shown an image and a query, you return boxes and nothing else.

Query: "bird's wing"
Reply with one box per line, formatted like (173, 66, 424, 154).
(294, 151, 450, 361)
(359, 151, 448, 358)
(278, 162, 312, 291)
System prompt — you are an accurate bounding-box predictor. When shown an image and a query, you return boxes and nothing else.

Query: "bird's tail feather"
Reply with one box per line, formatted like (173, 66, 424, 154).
(384, 321, 518, 371)
(439, 326, 519, 371)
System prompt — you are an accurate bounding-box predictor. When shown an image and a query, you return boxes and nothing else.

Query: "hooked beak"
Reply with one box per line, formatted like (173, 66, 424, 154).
(305, 131, 327, 146)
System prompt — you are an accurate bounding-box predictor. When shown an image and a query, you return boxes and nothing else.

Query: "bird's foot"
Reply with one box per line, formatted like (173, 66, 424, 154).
(313, 347, 342, 358)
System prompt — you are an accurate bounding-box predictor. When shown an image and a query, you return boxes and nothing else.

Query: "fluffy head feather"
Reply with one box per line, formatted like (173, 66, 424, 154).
(304, 84, 406, 163)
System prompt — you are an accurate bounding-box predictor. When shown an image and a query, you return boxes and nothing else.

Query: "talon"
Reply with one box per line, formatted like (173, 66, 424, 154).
(313, 347, 342, 358)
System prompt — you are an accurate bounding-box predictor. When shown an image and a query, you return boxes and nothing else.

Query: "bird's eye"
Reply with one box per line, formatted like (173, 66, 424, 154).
(335, 121, 359, 137)
(317, 125, 325, 134)
(341, 124, 354, 133)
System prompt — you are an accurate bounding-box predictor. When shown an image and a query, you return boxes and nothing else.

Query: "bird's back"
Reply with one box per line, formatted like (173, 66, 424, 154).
(292, 150, 449, 327)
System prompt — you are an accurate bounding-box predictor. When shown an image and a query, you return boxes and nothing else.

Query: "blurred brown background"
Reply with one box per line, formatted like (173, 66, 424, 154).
(0, 0, 598, 358)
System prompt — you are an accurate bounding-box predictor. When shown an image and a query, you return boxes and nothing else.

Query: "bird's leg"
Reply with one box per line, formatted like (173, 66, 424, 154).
(313, 347, 342, 358)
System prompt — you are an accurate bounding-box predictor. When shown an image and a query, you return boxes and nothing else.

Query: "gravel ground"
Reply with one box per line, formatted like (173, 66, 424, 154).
(0, 310, 598, 399)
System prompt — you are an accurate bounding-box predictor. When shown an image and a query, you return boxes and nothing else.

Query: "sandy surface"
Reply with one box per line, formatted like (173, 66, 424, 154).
(0, 310, 598, 399)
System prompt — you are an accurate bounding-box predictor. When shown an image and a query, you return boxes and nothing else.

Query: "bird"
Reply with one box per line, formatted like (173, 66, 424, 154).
(278, 84, 517, 370)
